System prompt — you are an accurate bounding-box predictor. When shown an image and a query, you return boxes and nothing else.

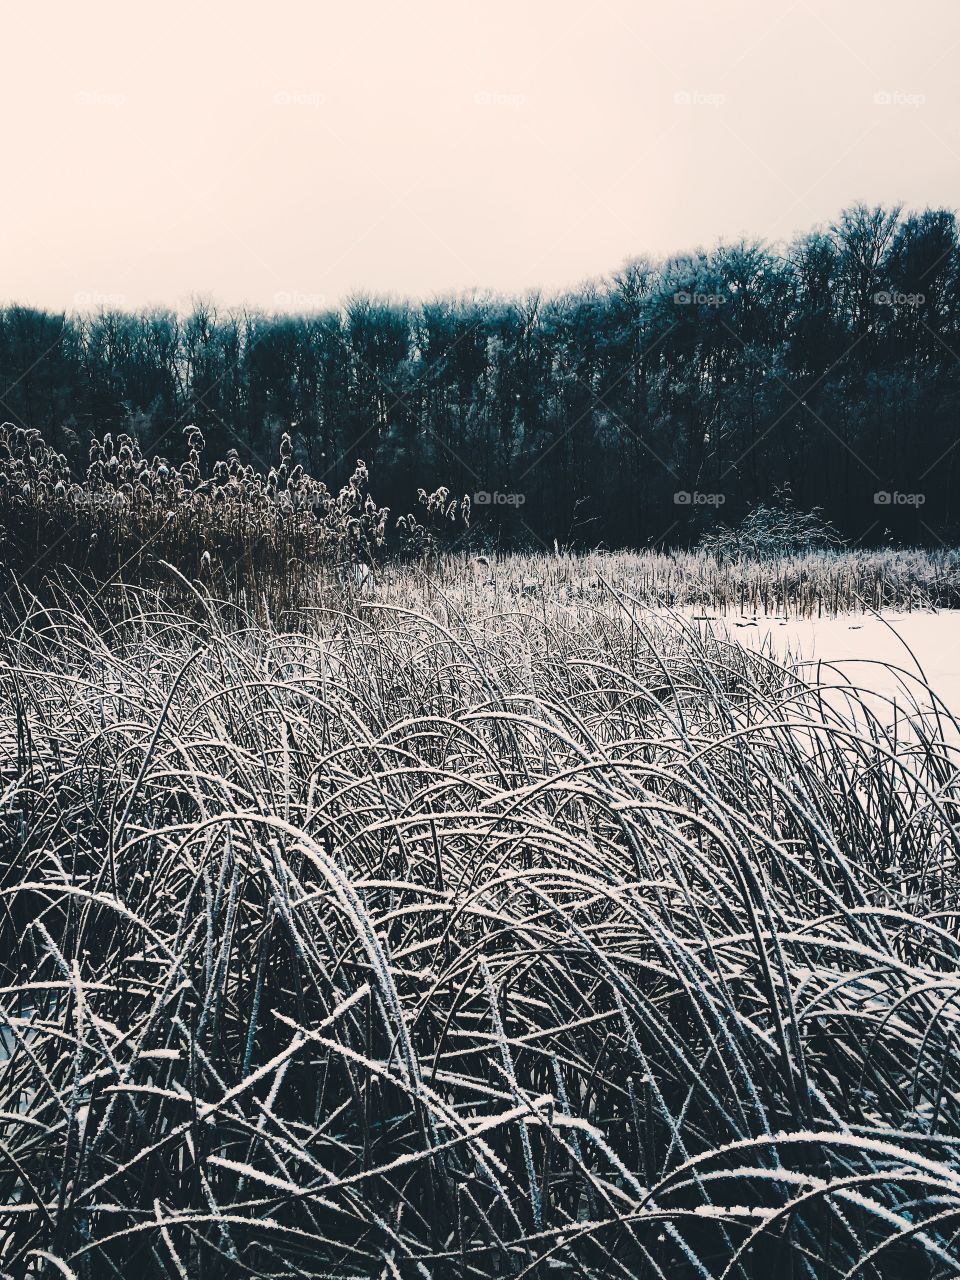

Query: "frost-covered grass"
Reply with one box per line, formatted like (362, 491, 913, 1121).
(3, 569, 960, 1277)
(393, 546, 960, 617)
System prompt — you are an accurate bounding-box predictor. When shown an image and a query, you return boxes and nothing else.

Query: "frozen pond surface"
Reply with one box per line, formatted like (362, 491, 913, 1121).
(710, 610, 960, 727)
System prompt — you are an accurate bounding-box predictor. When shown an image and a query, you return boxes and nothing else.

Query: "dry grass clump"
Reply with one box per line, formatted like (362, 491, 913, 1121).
(2, 578, 960, 1277)
(0, 423, 469, 607)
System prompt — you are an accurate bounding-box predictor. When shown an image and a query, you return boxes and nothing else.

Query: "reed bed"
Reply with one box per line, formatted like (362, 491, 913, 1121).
(1, 573, 960, 1277)
(0, 424, 467, 610)
(3, 420, 960, 618)
(411, 548, 960, 617)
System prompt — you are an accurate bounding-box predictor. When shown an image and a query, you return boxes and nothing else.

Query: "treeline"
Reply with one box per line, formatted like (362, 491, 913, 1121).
(4, 203, 960, 547)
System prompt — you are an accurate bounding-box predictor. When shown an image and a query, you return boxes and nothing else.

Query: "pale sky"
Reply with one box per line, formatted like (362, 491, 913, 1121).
(4, 0, 959, 314)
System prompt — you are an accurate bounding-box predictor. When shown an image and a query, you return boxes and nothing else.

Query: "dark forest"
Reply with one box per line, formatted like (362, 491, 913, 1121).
(3, 203, 957, 546)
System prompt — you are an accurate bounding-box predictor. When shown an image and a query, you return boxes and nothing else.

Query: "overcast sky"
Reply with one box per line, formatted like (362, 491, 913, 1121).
(4, 0, 959, 313)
